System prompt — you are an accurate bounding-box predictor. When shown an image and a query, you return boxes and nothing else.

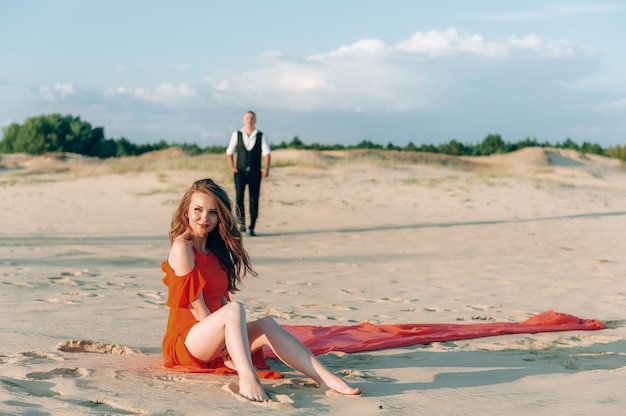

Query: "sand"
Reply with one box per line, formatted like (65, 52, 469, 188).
(1, 147, 624, 415)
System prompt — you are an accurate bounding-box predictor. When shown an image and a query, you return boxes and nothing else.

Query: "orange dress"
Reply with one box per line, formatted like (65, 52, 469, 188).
(162, 248, 230, 368)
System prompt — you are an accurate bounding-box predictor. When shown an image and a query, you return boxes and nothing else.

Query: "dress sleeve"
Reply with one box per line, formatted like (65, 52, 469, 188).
(162, 262, 206, 308)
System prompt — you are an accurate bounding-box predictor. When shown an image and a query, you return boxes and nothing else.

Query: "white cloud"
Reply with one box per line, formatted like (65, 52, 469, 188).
(215, 80, 231, 91)
(176, 64, 189, 71)
(103, 83, 197, 105)
(208, 56, 423, 112)
(39, 83, 75, 101)
(115, 64, 129, 71)
(395, 28, 506, 57)
(103, 86, 128, 96)
(2, 118, 12, 127)
(395, 28, 574, 59)
(307, 38, 388, 62)
(596, 98, 626, 111)
(202, 28, 586, 113)
(133, 83, 196, 103)
(508, 34, 575, 58)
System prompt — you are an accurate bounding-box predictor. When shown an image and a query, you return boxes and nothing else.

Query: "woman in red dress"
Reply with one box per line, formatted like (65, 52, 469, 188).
(162, 178, 360, 402)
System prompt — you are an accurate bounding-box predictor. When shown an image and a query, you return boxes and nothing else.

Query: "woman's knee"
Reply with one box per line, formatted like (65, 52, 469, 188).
(255, 316, 280, 332)
(248, 316, 280, 344)
(223, 300, 246, 320)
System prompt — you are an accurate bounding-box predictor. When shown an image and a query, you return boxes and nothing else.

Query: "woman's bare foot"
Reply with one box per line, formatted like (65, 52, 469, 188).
(318, 375, 361, 396)
(238, 375, 271, 402)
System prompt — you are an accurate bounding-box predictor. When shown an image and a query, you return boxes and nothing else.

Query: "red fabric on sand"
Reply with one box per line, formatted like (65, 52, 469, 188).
(263, 310, 604, 359)
(163, 310, 604, 376)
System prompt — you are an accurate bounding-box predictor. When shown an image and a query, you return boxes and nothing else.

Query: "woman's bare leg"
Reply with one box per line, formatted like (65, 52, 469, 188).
(248, 317, 361, 395)
(185, 301, 269, 402)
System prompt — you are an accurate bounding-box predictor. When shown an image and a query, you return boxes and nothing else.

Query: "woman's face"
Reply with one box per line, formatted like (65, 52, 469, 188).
(186, 192, 219, 237)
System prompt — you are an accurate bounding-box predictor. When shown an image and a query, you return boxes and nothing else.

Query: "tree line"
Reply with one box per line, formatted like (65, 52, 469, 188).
(2, 113, 626, 161)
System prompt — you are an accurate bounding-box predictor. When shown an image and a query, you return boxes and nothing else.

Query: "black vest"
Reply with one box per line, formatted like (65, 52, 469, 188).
(236, 131, 263, 172)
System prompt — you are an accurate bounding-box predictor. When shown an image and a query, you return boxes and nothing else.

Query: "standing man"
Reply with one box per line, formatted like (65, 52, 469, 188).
(226, 111, 271, 237)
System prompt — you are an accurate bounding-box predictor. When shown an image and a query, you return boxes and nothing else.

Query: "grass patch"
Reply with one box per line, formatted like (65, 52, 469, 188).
(271, 160, 303, 168)
(400, 177, 422, 185)
(275, 199, 306, 206)
(15, 167, 70, 176)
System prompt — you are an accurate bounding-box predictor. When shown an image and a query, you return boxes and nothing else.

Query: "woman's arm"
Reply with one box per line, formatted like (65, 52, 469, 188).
(168, 235, 211, 320)
(168, 236, 195, 276)
(189, 296, 210, 321)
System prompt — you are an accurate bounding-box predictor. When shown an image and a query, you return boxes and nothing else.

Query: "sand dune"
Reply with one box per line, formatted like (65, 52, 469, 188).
(1, 148, 624, 415)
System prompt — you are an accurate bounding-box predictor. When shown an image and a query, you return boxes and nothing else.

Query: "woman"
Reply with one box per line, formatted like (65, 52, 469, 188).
(162, 178, 361, 402)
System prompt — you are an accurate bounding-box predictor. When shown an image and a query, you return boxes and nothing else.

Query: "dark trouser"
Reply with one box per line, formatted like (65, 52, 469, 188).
(234, 170, 262, 230)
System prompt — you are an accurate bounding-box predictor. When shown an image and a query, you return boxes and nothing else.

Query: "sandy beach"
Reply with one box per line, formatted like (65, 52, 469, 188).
(1, 147, 625, 415)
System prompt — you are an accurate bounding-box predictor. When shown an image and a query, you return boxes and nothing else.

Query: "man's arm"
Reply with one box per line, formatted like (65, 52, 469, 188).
(262, 153, 271, 178)
(226, 131, 238, 173)
(227, 154, 238, 174)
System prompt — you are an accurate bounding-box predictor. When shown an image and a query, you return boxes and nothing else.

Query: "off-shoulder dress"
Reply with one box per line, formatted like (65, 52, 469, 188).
(162, 248, 230, 368)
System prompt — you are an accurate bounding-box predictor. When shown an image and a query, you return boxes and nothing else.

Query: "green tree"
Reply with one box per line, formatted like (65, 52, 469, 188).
(580, 141, 604, 155)
(472, 134, 506, 156)
(0, 114, 105, 155)
(288, 136, 304, 149)
(438, 139, 468, 156)
(559, 137, 579, 150)
(0, 123, 20, 152)
(606, 144, 626, 161)
(354, 140, 383, 149)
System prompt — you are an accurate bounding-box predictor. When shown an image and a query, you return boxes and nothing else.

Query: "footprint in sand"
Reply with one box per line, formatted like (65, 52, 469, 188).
(37, 297, 79, 305)
(0, 376, 59, 398)
(339, 369, 392, 383)
(361, 298, 386, 303)
(261, 308, 296, 320)
(380, 297, 411, 303)
(3, 281, 34, 288)
(63, 291, 99, 298)
(136, 290, 161, 300)
(276, 281, 314, 286)
(48, 276, 80, 286)
(267, 289, 300, 295)
(137, 301, 167, 309)
(8, 351, 65, 366)
(61, 269, 92, 277)
(25, 367, 90, 380)
(468, 304, 489, 311)
(73, 398, 145, 415)
(521, 347, 625, 371)
(302, 303, 354, 311)
(222, 383, 295, 409)
(136, 290, 166, 309)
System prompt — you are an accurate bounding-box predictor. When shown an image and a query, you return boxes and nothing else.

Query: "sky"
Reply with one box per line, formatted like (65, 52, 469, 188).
(1, 0, 626, 148)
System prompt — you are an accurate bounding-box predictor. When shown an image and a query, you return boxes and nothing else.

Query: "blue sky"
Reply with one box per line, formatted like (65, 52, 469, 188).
(1, 1, 626, 148)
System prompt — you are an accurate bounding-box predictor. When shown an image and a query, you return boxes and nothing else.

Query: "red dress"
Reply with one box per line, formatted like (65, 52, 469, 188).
(162, 248, 230, 368)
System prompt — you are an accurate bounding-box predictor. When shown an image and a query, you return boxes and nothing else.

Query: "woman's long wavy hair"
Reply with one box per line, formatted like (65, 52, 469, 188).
(169, 178, 256, 292)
